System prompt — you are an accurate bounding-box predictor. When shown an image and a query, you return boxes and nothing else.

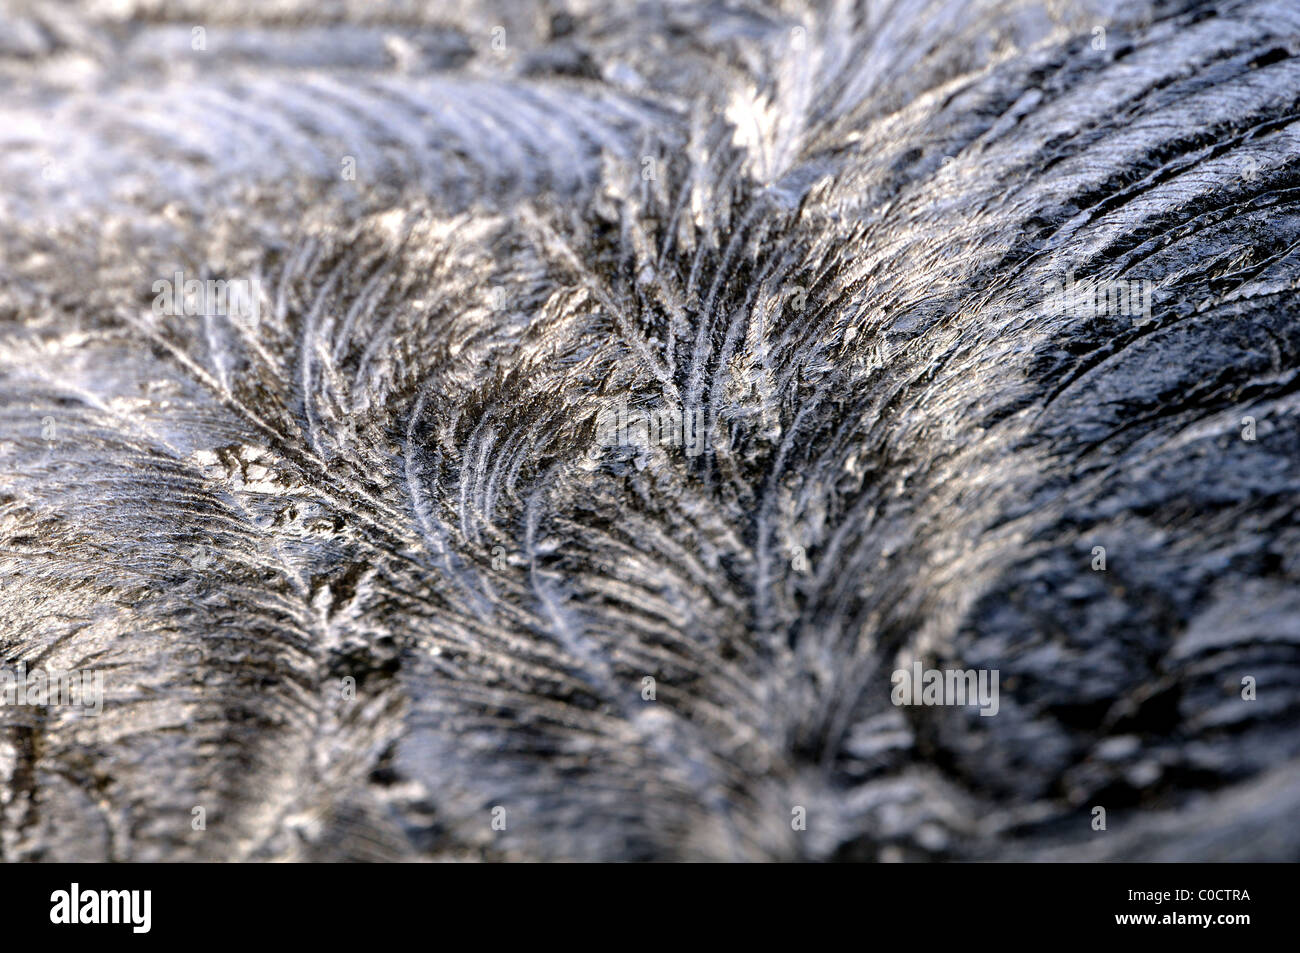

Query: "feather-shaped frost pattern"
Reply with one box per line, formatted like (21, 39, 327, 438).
(1, 0, 1299, 861)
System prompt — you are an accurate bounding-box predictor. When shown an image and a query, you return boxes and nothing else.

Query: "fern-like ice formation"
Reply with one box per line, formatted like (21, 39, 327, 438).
(1, 0, 1298, 860)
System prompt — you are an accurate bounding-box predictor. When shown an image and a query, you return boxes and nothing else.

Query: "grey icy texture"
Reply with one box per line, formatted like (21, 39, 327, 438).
(0, 0, 1298, 862)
